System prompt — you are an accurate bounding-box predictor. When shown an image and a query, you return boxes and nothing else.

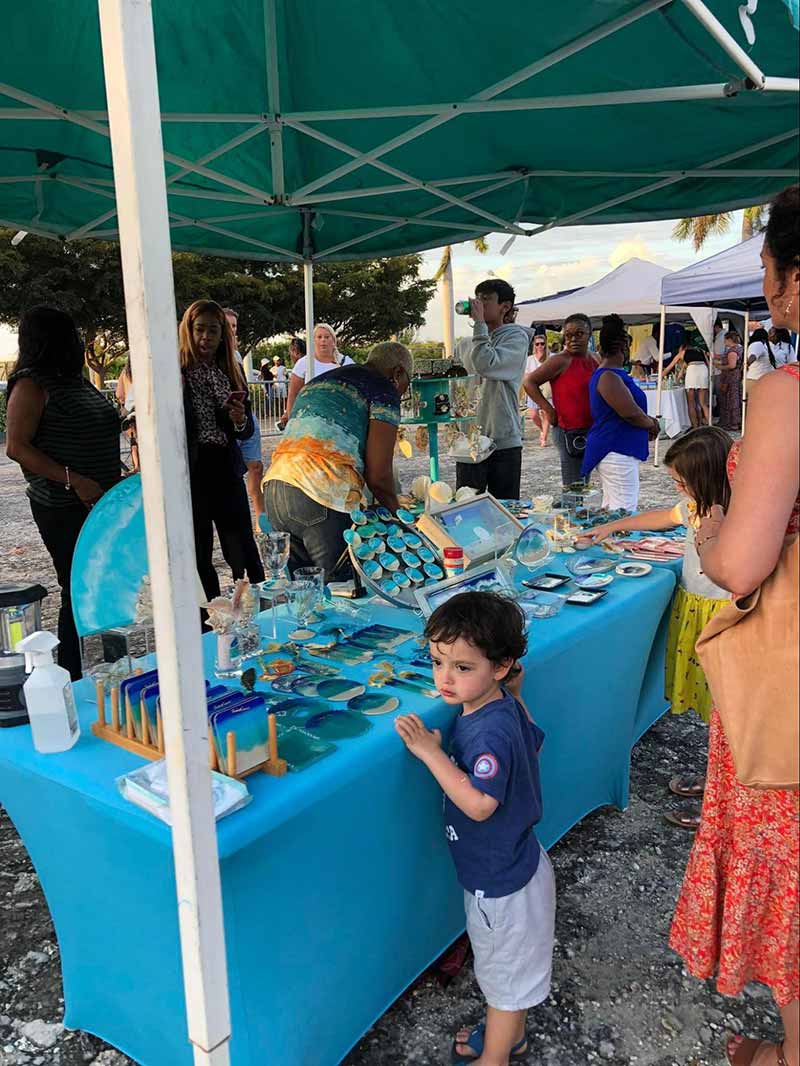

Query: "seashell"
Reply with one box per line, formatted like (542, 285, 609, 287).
(411, 475, 431, 501)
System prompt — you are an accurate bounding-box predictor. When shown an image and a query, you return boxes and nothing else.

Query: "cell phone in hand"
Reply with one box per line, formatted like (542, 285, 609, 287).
(226, 390, 247, 404)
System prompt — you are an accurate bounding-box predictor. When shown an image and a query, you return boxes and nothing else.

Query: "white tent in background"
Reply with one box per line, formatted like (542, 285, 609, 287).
(517, 257, 716, 344)
(660, 234, 771, 438)
(660, 233, 767, 312)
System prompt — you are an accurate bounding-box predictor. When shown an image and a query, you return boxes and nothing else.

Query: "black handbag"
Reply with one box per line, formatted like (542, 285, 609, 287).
(563, 428, 589, 458)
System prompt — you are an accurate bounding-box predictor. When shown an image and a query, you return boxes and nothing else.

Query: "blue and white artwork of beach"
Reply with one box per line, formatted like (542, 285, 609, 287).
(71, 475, 148, 637)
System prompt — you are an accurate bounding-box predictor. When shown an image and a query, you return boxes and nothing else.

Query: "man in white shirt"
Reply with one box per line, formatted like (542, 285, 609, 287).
(633, 324, 660, 373)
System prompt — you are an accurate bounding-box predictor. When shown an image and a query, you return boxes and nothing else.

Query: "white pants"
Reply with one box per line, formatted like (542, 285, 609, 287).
(596, 452, 641, 510)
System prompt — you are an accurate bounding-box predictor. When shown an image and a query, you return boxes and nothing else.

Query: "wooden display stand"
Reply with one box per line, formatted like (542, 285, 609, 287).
(92, 678, 287, 780)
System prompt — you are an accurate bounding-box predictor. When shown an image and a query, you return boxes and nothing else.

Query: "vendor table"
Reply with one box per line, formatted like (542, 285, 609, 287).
(0, 556, 677, 1066)
(645, 385, 691, 438)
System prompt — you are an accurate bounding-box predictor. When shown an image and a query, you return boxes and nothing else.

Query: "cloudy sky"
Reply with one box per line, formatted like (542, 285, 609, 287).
(0, 210, 747, 358)
(415, 212, 746, 341)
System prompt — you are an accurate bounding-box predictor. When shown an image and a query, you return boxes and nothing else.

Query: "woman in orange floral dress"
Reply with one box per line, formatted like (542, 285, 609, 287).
(669, 185, 799, 1066)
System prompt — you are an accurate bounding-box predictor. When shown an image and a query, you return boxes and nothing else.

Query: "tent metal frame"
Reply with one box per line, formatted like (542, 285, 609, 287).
(2, 0, 797, 1060)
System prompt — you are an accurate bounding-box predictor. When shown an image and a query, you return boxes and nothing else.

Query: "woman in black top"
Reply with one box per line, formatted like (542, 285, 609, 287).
(6, 307, 121, 678)
(179, 300, 264, 599)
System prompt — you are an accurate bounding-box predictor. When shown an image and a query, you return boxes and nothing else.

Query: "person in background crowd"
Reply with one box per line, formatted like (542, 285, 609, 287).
(769, 326, 796, 366)
(717, 330, 743, 431)
(272, 356, 288, 405)
(524, 312, 596, 487)
(259, 359, 273, 384)
(6, 307, 121, 678)
(288, 336, 306, 366)
(456, 279, 530, 500)
(525, 330, 551, 447)
(671, 183, 800, 1066)
(115, 354, 139, 472)
(581, 315, 659, 510)
(224, 308, 264, 533)
(633, 322, 660, 376)
(664, 346, 712, 426)
(180, 300, 264, 599)
(582, 427, 733, 830)
(746, 327, 777, 382)
(712, 317, 727, 360)
(264, 342, 411, 579)
(277, 323, 352, 430)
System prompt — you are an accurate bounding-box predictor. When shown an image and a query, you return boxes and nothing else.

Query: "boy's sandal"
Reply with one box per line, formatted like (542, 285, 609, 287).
(726, 1034, 788, 1065)
(668, 773, 706, 797)
(664, 809, 702, 831)
(451, 1023, 528, 1064)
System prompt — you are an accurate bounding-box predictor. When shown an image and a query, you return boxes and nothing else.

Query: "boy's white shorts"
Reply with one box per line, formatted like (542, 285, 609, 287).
(464, 849, 556, 1012)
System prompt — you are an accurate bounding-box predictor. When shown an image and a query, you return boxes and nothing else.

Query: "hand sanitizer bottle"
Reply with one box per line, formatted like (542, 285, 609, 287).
(16, 631, 80, 753)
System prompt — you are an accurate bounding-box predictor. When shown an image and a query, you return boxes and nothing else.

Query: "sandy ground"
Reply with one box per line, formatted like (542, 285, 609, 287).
(0, 425, 780, 1066)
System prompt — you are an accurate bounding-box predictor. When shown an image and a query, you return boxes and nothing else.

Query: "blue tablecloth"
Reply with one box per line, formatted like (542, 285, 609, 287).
(0, 555, 677, 1066)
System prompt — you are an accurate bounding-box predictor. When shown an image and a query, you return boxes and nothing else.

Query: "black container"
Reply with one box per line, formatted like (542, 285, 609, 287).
(0, 583, 48, 727)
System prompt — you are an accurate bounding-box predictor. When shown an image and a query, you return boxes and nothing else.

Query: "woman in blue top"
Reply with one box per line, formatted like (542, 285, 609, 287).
(582, 315, 660, 510)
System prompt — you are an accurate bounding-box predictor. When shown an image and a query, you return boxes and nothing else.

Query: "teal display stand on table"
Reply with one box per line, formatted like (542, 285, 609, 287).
(0, 557, 678, 1066)
(401, 376, 478, 482)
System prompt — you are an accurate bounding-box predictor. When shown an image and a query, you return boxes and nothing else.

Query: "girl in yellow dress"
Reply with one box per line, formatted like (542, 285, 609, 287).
(582, 426, 733, 829)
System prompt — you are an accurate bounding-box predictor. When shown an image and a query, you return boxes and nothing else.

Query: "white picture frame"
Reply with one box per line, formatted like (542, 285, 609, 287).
(413, 560, 515, 617)
(415, 493, 524, 568)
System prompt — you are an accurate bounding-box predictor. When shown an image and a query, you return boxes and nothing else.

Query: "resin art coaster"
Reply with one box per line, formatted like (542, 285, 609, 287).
(348, 693, 400, 716)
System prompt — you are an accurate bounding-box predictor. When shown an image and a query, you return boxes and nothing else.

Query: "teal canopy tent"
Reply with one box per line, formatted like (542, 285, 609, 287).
(0, 0, 798, 262)
(0, 3, 796, 1065)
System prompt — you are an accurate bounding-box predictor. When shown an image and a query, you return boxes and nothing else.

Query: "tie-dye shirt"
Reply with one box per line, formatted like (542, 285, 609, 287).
(264, 364, 400, 512)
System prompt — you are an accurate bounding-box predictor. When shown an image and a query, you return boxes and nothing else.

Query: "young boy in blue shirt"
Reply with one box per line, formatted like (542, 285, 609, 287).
(396, 591, 555, 1066)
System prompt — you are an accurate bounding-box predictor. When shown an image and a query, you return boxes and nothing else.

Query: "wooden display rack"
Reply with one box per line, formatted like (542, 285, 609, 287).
(92, 676, 287, 779)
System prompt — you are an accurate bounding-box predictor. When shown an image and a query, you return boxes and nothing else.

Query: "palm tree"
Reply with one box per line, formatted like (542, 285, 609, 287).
(672, 204, 767, 251)
(434, 238, 488, 358)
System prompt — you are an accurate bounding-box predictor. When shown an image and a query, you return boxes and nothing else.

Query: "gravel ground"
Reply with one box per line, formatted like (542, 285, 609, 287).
(0, 424, 779, 1066)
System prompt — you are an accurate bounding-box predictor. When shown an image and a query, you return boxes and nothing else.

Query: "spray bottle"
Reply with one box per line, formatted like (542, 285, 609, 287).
(15, 631, 80, 753)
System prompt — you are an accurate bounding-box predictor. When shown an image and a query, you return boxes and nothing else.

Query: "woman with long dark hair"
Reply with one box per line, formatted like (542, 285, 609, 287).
(6, 306, 121, 678)
(746, 326, 777, 382)
(670, 185, 799, 1066)
(178, 299, 264, 599)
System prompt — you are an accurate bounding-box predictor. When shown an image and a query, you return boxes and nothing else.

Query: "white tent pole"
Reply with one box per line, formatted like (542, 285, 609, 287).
(304, 260, 315, 382)
(741, 309, 750, 433)
(653, 305, 667, 466)
(442, 247, 455, 359)
(679, 0, 766, 88)
(302, 211, 316, 383)
(96, 3, 231, 1065)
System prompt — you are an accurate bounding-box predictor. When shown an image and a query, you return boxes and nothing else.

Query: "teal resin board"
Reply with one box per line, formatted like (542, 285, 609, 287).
(70, 475, 148, 636)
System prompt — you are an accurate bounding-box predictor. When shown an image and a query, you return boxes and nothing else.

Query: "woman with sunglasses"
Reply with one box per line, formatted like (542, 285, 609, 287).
(524, 312, 597, 486)
(524, 330, 551, 447)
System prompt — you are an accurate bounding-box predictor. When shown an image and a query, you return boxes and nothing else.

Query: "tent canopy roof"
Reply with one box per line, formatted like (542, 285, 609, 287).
(517, 257, 693, 326)
(660, 233, 768, 311)
(0, 0, 797, 262)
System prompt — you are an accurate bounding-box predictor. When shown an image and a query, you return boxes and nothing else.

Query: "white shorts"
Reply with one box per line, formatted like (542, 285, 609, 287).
(684, 363, 709, 390)
(596, 451, 641, 511)
(464, 850, 556, 1012)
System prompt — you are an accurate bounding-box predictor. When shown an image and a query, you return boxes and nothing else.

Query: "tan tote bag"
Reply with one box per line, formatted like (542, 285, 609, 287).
(695, 535, 799, 790)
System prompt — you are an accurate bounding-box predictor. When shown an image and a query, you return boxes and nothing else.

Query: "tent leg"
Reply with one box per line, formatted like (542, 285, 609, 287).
(442, 248, 455, 359)
(653, 305, 667, 466)
(303, 258, 315, 382)
(741, 310, 750, 434)
(97, 1, 231, 1061)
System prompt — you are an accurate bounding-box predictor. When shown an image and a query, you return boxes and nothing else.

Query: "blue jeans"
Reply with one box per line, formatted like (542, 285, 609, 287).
(265, 480, 352, 581)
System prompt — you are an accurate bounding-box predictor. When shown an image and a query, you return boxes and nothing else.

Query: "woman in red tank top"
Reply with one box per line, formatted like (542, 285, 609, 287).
(524, 312, 597, 486)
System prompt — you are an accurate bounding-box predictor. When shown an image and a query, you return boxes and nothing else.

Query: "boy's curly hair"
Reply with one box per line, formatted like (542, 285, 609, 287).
(423, 591, 527, 666)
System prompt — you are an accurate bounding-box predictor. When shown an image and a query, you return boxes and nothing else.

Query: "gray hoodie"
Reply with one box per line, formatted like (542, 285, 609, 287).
(457, 323, 532, 451)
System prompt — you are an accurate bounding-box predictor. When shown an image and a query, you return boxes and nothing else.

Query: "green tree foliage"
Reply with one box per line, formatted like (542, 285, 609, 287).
(0, 230, 436, 382)
(672, 205, 767, 252)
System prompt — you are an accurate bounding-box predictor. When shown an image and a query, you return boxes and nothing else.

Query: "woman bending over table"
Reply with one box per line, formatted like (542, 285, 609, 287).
(664, 346, 711, 427)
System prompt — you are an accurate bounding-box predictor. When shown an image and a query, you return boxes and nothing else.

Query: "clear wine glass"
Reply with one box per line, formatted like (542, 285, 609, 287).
(293, 566, 325, 621)
(258, 532, 291, 640)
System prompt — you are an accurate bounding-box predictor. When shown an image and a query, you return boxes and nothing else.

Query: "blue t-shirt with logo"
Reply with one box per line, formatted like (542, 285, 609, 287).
(444, 691, 545, 898)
